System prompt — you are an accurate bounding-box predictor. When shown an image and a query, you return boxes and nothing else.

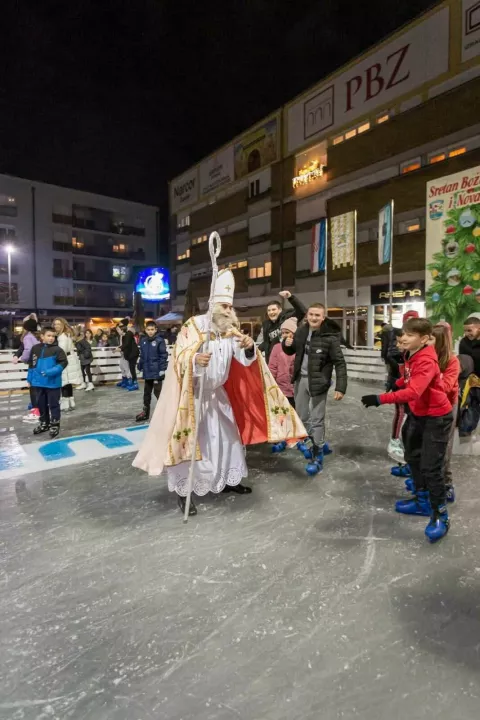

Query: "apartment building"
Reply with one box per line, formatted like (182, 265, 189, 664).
(0, 174, 159, 325)
(169, 0, 480, 343)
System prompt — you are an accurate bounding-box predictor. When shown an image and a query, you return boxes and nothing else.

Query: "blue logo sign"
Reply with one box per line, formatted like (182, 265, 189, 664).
(135, 267, 170, 302)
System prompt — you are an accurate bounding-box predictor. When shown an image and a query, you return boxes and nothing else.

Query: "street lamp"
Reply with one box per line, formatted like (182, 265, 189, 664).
(4, 244, 14, 304)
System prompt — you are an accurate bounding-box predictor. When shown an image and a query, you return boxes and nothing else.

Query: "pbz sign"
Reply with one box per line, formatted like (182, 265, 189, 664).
(0, 426, 148, 479)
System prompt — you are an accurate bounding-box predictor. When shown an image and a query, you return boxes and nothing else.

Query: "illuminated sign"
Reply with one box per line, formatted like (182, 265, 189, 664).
(371, 281, 425, 304)
(292, 160, 326, 189)
(135, 267, 170, 302)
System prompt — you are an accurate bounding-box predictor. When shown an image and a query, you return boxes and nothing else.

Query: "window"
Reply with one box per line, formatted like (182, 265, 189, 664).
(237, 260, 247, 268)
(72, 236, 84, 249)
(376, 112, 390, 124)
(449, 146, 466, 158)
(0, 226, 16, 241)
(177, 215, 190, 229)
(112, 265, 129, 281)
(401, 158, 421, 174)
(177, 248, 190, 261)
(0, 194, 18, 217)
(345, 128, 357, 140)
(112, 243, 129, 253)
(333, 135, 344, 145)
(219, 259, 247, 271)
(249, 260, 271, 280)
(53, 258, 71, 278)
(429, 152, 446, 165)
(249, 179, 261, 198)
(358, 121, 370, 134)
(192, 235, 207, 246)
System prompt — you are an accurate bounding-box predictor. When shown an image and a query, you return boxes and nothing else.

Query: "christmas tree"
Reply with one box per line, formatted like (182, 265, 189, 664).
(426, 204, 480, 340)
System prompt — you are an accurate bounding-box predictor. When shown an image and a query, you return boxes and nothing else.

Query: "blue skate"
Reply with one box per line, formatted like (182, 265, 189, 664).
(395, 490, 431, 516)
(425, 506, 449, 543)
(272, 441, 287, 453)
(391, 464, 411, 478)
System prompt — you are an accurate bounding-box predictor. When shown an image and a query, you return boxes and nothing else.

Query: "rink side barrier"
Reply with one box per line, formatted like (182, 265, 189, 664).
(0, 345, 385, 392)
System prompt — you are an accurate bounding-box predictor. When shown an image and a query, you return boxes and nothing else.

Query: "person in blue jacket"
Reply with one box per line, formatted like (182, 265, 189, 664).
(27, 326, 68, 438)
(135, 321, 168, 422)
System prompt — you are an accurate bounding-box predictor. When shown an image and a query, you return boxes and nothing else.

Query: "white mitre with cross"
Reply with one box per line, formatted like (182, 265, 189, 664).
(213, 269, 235, 305)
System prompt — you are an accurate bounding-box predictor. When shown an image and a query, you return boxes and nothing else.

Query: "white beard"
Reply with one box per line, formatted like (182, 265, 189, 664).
(212, 305, 239, 334)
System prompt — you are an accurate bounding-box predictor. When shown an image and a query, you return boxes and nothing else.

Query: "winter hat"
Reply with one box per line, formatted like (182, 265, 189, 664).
(23, 319, 38, 333)
(281, 317, 298, 334)
(403, 310, 419, 323)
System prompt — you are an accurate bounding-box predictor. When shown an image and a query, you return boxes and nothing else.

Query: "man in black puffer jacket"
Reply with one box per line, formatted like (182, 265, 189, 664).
(283, 302, 347, 474)
(257, 290, 307, 364)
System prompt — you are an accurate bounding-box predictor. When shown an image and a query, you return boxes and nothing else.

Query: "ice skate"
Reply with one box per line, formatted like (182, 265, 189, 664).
(387, 438, 404, 463)
(49, 421, 60, 438)
(391, 463, 411, 478)
(85, 382, 94, 391)
(271, 441, 287, 453)
(60, 398, 69, 412)
(116, 377, 128, 388)
(76, 382, 86, 390)
(395, 490, 431, 516)
(126, 379, 139, 391)
(136, 407, 149, 423)
(33, 422, 50, 435)
(425, 506, 449, 543)
(446, 485, 456, 503)
(68, 397, 76, 410)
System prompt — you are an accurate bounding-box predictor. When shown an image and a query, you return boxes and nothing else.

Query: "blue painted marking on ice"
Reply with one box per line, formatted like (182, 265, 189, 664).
(39, 432, 134, 462)
(0, 451, 24, 471)
(125, 425, 148, 432)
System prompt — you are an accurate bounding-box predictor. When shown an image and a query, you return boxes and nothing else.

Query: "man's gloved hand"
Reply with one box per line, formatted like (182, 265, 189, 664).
(361, 394, 380, 408)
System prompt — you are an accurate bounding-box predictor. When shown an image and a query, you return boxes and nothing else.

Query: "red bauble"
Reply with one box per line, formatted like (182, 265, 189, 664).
(463, 285, 474, 295)
(446, 225, 456, 234)
(465, 243, 476, 253)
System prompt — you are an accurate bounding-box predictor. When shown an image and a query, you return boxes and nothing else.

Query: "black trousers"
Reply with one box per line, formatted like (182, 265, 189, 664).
(403, 411, 453, 510)
(36, 387, 61, 424)
(81, 364, 93, 382)
(128, 359, 137, 383)
(287, 396, 295, 409)
(143, 378, 162, 409)
(29, 386, 38, 408)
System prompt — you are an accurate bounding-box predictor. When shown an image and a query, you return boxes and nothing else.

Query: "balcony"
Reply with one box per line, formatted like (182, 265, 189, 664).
(72, 217, 145, 237)
(53, 269, 73, 279)
(52, 213, 73, 225)
(73, 269, 132, 284)
(73, 297, 132, 309)
(73, 245, 146, 261)
(53, 295, 74, 306)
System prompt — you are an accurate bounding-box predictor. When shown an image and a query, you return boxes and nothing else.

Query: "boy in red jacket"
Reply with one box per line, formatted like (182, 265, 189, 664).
(362, 318, 453, 543)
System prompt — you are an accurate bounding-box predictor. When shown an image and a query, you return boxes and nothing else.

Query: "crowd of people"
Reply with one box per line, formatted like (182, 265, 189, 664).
(8, 286, 480, 545)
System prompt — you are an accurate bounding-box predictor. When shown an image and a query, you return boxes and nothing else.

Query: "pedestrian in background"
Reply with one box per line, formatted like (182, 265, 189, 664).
(53, 317, 83, 411)
(75, 326, 95, 391)
(27, 326, 68, 438)
(135, 320, 168, 422)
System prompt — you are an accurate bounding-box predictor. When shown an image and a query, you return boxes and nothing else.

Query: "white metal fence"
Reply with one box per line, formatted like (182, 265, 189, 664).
(0, 345, 385, 393)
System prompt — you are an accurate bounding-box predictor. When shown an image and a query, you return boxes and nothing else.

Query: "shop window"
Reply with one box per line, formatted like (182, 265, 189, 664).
(249, 267, 257, 280)
(345, 128, 357, 140)
(358, 121, 370, 134)
(449, 146, 466, 158)
(401, 158, 421, 174)
(333, 135, 344, 145)
(177, 248, 190, 261)
(249, 260, 271, 280)
(399, 219, 421, 234)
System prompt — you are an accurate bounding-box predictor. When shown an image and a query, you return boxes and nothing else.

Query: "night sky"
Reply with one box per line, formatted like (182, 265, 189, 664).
(2, 0, 433, 223)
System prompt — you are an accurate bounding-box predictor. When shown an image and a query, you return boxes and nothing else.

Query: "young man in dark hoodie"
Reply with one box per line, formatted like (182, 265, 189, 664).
(135, 321, 168, 422)
(258, 290, 307, 364)
(459, 316, 480, 377)
(283, 303, 347, 475)
(118, 318, 140, 391)
(362, 317, 453, 543)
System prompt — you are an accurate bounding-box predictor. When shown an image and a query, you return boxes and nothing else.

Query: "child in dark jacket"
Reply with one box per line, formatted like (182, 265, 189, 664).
(27, 326, 68, 438)
(135, 321, 168, 422)
(362, 318, 453, 543)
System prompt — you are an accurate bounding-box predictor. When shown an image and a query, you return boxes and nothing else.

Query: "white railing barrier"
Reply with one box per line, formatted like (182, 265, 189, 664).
(343, 347, 386, 385)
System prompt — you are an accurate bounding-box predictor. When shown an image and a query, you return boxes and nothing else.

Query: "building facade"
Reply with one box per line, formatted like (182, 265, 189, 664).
(0, 174, 159, 325)
(169, 0, 480, 344)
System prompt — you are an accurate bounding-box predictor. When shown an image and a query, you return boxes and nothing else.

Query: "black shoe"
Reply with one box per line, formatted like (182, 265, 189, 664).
(49, 422, 60, 438)
(222, 484, 253, 495)
(177, 495, 197, 516)
(33, 422, 49, 435)
(135, 408, 149, 422)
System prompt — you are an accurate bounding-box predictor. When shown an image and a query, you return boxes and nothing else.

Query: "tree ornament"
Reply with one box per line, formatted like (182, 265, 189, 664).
(465, 243, 476, 254)
(462, 285, 474, 295)
(459, 208, 476, 228)
(447, 268, 461, 286)
(444, 241, 459, 259)
(431, 269, 440, 279)
(445, 224, 456, 234)
(472, 227, 480, 237)
(473, 273, 480, 281)
(476, 289, 480, 303)
(432, 292, 440, 302)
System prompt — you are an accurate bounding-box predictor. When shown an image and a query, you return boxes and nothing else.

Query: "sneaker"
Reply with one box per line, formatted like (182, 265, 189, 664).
(387, 438, 405, 463)
(23, 409, 40, 423)
(85, 382, 94, 391)
(425, 506, 449, 543)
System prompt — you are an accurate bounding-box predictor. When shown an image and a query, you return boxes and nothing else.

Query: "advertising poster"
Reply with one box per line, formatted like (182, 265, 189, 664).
(234, 118, 278, 179)
(426, 166, 480, 339)
(200, 146, 234, 197)
(170, 168, 198, 214)
(135, 267, 170, 302)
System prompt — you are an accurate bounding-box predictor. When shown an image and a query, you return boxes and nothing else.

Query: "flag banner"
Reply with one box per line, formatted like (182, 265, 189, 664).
(378, 202, 393, 265)
(311, 218, 327, 273)
(330, 211, 355, 269)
